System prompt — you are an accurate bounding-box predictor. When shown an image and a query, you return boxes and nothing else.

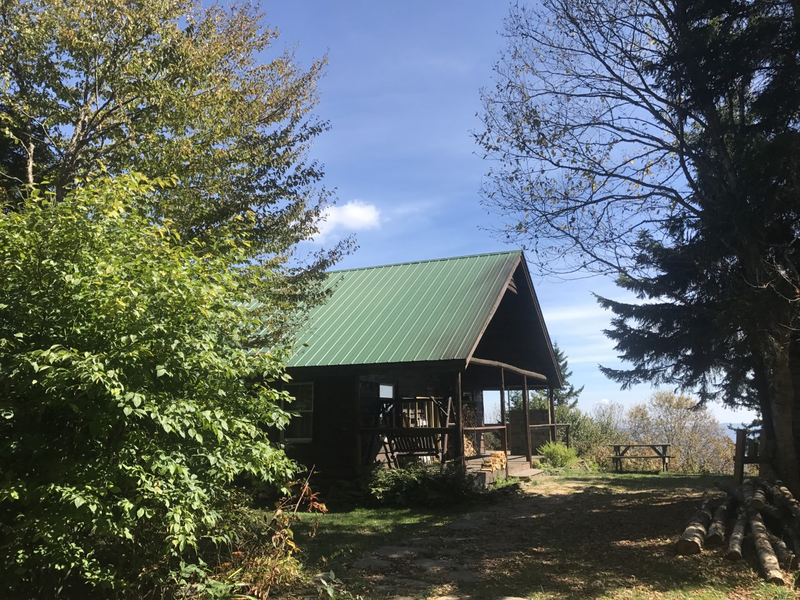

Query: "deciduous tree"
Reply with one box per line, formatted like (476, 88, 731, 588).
(0, 0, 350, 340)
(478, 0, 800, 491)
(626, 392, 734, 474)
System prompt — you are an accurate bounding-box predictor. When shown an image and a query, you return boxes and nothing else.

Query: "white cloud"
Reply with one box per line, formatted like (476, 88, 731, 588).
(316, 200, 380, 241)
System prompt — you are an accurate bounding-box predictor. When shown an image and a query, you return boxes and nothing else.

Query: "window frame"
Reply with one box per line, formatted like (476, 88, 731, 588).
(283, 382, 314, 443)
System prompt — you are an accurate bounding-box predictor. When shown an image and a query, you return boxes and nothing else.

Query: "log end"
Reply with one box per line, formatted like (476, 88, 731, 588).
(675, 539, 702, 555)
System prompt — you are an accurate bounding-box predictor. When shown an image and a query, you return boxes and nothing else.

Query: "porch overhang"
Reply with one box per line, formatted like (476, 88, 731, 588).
(467, 357, 548, 384)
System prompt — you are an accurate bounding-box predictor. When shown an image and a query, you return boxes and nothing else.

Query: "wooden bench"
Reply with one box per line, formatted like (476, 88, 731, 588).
(390, 432, 441, 456)
(608, 444, 672, 472)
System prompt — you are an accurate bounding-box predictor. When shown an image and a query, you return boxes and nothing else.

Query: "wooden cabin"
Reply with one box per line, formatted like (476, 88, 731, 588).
(281, 250, 564, 483)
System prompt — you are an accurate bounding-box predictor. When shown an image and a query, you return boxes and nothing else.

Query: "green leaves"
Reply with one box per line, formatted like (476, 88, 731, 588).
(0, 0, 350, 347)
(0, 176, 296, 595)
(0, 0, 348, 592)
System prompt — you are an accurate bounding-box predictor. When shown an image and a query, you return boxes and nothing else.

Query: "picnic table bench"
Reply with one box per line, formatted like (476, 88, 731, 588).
(609, 444, 672, 472)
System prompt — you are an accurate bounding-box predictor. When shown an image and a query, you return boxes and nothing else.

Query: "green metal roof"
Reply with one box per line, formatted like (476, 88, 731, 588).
(287, 251, 522, 368)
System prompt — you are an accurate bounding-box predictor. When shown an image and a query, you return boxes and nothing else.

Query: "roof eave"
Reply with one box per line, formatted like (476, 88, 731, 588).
(516, 254, 564, 388)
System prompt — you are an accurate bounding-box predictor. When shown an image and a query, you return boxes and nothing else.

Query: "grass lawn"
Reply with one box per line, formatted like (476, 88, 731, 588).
(294, 505, 463, 569)
(285, 472, 799, 599)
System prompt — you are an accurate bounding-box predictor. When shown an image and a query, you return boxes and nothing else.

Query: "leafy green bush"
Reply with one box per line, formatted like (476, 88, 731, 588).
(0, 177, 296, 596)
(551, 403, 626, 467)
(367, 464, 478, 507)
(538, 441, 579, 468)
(490, 475, 522, 491)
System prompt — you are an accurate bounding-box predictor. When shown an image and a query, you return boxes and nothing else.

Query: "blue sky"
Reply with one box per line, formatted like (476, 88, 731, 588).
(267, 1, 757, 425)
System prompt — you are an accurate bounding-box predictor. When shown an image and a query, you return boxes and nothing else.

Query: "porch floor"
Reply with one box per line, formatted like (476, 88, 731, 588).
(465, 453, 544, 487)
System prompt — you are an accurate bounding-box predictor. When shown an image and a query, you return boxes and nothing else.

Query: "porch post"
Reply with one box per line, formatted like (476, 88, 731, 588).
(456, 371, 465, 466)
(500, 367, 509, 477)
(548, 387, 556, 443)
(523, 375, 532, 463)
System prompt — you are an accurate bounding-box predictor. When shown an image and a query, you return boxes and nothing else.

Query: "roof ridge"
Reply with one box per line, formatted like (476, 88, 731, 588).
(328, 249, 522, 274)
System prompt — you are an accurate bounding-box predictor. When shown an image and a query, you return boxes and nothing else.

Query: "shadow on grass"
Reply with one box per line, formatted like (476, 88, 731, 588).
(452, 474, 791, 600)
(556, 471, 734, 491)
(299, 473, 796, 600)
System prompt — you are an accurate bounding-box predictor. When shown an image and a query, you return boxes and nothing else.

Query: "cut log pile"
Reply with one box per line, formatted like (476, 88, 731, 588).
(480, 450, 508, 472)
(676, 478, 800, 585)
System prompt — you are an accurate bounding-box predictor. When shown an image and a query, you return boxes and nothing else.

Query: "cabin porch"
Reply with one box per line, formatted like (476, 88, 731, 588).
(465, 453, 544, 487)
(355, 376, 571, 487)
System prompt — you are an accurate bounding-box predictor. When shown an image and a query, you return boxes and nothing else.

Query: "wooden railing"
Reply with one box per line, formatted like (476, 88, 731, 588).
(358, 421, 571, 470)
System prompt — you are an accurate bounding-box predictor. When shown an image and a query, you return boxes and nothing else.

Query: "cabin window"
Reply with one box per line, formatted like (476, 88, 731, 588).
(284, 383, 313, 442)
(379, 384, 394, 399)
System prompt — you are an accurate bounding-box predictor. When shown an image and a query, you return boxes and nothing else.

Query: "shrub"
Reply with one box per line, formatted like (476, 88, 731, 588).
(367, 464, 478, 507)
(490, 475, 523, 492)
(552, 403, 626, 466)
(538, 441, 579, 468)
(0, 177, 296, 597)
(213, 478, 328, 599)
(625, 392, 736, 474)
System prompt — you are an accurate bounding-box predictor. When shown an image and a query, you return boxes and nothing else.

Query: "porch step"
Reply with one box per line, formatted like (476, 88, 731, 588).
(471, 465, 544, 488)
(506, 455, 543, 475)
(467, 453, 545, 488)
(510, 467, 544, 480)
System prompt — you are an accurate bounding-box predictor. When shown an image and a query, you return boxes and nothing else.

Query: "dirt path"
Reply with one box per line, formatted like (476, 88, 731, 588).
(341, 474, 780, 600)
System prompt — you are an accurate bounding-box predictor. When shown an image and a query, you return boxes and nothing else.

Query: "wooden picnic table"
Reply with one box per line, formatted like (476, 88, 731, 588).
(609, 443, 672, 472)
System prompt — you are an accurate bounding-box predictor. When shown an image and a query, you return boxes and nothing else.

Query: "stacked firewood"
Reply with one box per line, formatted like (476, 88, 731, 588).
(676, 478, 800, 585)
(462, 405, 478, 457)
(480, 451, 508, 472)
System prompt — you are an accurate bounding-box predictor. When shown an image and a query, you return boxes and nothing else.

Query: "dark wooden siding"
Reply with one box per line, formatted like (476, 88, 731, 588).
(285, 374, 358, 481)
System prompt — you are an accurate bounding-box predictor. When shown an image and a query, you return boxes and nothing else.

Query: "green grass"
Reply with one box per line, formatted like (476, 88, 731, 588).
(293, 505, 461, 569)
(284, 472, 795, 600)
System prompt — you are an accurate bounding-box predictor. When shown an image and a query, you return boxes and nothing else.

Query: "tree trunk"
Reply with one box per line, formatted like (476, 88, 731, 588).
(750, 481, 768, 511)
(749, 507, 785, 585)
(741, 478, 757, 505)
(772, 396, 799, 496)
(676, 499, 713, 555)
(763, 330, 800, 496)
(726, 505, 747, 560)
(770, 481, 800, 518)
(767, 532, 797, 571)
(706, 496, 736, 548)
